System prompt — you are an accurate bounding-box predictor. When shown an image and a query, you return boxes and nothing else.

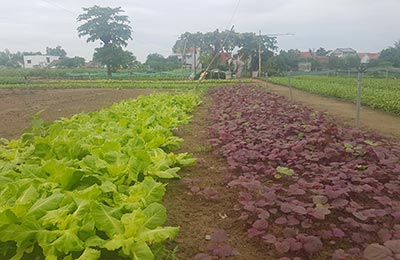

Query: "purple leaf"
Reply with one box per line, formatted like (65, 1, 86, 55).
(308, 208, 331, 220)
(332, 249, 349, 260)
(351, 233, 365, 244)
(352, 211, 368, 221)
(275, 216, 287, 225)
(258, 209, 271, 219)
(363, 244, 393, 260)
(252, 219, 268, 231)
(378, 228, 393, 242)
(248, 227, 264, 238)
(210, 229, 228, 243)
(302, 236, 323, 254)
(291, 205, 307, 215)
(274, 241, 291, 254)
(347, 247, 361, 255)
(332, 228, 345, 238)
(190, 186, 201, 193)
(212, 244, 239, 257)
(320, 230, 333, 240)
(287, 216, 300, 226)
(280, 203, 292, 213)
(262, 234, 277, 244)
(384, 240, 400, 254)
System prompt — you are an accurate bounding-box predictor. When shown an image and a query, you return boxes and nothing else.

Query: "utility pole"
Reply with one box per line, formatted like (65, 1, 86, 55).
(258, 32, 294, 78)
(258, 30, 262, 78)
(193, 44, 197, 75)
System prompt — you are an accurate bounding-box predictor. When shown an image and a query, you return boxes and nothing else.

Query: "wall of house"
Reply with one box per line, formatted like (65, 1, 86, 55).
(23, 55, 59, 68)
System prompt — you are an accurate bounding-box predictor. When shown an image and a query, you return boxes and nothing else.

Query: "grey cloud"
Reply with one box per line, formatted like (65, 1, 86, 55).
(0, 0, 399, 62)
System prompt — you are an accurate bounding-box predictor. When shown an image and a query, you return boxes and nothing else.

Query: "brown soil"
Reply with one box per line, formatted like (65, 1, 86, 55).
(1, 85, 399, 259)
(260, 81, 400, 139)
(0, 88, 166, 139)
(163, 95, 275, 260)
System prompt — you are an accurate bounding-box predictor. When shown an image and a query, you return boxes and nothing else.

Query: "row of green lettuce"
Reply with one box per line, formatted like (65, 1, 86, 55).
(0, 79, 251, 90)
(0, 69, 191, 81)
(268, 75, 400, 114)
(0, 93, 201, 259)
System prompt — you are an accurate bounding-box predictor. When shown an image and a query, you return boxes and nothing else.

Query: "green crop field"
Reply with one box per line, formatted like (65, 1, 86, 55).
(269, 75, 400, 114)
(0, 93, 201, 259)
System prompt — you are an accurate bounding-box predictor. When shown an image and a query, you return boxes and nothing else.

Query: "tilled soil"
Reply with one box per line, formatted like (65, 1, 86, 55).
(0, 88, 167, 139)
(163, 96, 274, 259)
(1, 86, 399, 260)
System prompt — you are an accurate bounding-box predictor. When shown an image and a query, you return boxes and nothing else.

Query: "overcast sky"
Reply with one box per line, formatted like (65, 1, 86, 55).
(1, 0, 399, 62)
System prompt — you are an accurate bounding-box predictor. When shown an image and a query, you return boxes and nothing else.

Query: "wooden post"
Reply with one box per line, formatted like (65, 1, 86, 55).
(356, 71, 362, 127)
(288, 71, 293, 101)
(258, 30, 262, 78)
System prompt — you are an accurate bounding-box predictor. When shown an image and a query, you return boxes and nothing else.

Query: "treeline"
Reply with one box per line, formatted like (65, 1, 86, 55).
(0, 46, 86, 69)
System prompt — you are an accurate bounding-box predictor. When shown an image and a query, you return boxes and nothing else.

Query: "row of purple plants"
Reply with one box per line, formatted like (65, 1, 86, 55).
(208, 85, 400, 260)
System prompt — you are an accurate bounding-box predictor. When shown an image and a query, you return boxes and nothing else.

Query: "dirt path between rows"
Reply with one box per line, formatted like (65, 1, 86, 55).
(259, 81, 400, 140)
(163, 96, 274, 260)
(0, 88, 167, 139)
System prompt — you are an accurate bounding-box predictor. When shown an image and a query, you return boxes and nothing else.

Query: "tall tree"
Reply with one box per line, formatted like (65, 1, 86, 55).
(145, 53, 181, 71)
(46, 46, 67, 58)
(57, 56, 85, 68)
(0, 49, 23, 68)
(379, 40, 400, 67)
(77, 6, 133, 77)
(315, 47, 329, 56)
(172, 30, 277, 70)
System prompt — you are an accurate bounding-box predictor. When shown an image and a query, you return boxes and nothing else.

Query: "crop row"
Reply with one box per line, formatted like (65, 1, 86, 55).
(268, 75, 400, 114)
(0, 78, 250, 85)
(209, 85, 400, 259)
(0, 79, 251, 90)
(0, 93, 201, 259)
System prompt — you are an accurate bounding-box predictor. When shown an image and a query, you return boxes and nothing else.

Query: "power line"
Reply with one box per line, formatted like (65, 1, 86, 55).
(40, 0, 77, 16)
(225, 0, 241, 30)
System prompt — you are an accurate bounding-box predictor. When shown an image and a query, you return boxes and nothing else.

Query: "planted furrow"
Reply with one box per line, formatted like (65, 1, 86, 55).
(209, 85, 400, 259)
(0, 93, 201, 259)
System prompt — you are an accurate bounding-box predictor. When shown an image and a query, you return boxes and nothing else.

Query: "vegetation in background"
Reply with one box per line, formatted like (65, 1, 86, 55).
(46, 46, 67, 58)
(269, 75, 400, 114)
(379, 40, 400, 67)
(144, 54, 181, 72)
(172, 30, 277, 70)
(77, 6, 135, 77)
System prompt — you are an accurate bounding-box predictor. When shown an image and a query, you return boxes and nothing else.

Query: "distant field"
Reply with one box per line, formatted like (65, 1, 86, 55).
(0, 79, 244, 90)
(269, 75, 400, 114)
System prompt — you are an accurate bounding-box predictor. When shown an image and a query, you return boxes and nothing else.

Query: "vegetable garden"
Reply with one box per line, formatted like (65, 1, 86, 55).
(269, 76, 400, 114)
(1, 78, 400, 260)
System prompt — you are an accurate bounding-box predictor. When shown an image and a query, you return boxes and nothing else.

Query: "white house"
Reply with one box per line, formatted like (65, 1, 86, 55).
(171, 47, 202, 70)
(331, 48, 357, 58)
(23, 55, 59, 68)
(357, 53, 380, 64)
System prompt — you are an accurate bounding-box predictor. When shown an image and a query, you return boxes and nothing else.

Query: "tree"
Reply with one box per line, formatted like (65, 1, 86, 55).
(77, 5, 133, 77)
(145, 53, 181, 71)
(0, 49, 23, 68)
(46, 46, 67, 58)
(379, 40, 400, 67)
(57, 56, 85, 68)
(172, 30, 277, 70)
(93, 46, 136, 71)
(337, 55, 361, 70)
(315, 47, 329, 56)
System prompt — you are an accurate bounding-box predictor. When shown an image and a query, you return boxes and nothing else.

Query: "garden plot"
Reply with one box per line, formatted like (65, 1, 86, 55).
(207, 85, 400, 259)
